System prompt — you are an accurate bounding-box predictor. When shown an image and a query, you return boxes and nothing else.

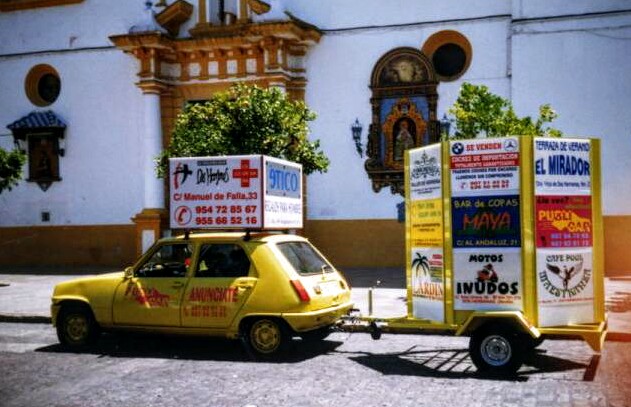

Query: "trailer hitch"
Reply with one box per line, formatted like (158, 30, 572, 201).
(369, 321, 382, 340)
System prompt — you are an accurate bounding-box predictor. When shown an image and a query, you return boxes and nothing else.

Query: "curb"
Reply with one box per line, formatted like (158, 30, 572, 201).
(605, 331, 631, 342)
(0, 314, 51, 324)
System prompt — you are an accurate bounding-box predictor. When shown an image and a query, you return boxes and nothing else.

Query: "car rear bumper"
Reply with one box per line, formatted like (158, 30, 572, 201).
(282, 301, 354, 332)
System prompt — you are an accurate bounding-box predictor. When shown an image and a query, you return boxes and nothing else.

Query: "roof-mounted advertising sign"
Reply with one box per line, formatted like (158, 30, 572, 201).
(169, 155, 302, 230)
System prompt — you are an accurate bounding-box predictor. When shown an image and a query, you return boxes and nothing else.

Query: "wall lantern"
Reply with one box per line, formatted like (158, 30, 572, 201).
(439, 113, 452, 138)
(58, 137, 66, 157)
(351, 118, 363, 157)
(7, 110, 67, 191)
(13, 137, 27, 153)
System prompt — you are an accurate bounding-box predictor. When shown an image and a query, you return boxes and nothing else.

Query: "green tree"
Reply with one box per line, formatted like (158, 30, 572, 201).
(0, 147, 25, 194)
(157, 84, 329, 177)
(444, 82, 563, 140)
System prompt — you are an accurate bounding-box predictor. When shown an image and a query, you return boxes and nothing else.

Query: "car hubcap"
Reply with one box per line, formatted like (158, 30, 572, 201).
(251, 320, 280, 354)
(66, 314, 88, 342)
(480, 335, 511, 366)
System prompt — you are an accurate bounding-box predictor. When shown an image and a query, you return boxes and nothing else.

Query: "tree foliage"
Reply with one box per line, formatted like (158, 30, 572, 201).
(157, 84, 329, 177)
(0, 148, 25, 194)
(445, 82, 563, 140)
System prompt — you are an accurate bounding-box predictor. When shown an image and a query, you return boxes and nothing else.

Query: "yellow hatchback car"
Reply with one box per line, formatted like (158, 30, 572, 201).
(51, 232, 353, 357)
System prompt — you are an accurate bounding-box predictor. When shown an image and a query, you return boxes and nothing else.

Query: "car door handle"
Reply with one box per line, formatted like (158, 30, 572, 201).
(236, 282, 254, 289)
(172, 282, 185, 289)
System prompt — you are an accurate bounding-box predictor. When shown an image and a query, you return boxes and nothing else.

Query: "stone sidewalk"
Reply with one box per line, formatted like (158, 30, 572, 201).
(0, 266, 629, 340)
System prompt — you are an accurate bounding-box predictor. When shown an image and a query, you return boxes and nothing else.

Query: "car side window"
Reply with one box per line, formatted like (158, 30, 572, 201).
(196, 244, 250, 278)
(136, 243, 192, 278)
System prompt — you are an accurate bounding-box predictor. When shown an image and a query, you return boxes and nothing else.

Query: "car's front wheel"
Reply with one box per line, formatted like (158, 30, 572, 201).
(245, 318, 290, 357)
(56, 304, 100, 349)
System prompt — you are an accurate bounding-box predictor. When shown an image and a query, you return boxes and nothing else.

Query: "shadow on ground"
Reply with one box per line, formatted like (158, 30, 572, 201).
(342, 346, 596, 382)
(36, 332, 343, 363)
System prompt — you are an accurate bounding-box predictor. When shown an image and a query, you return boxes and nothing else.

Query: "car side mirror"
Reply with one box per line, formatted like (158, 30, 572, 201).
(124, 266, 134, 279)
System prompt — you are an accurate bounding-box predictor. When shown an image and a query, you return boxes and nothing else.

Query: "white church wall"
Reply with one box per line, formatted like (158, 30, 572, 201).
(285, 0, 510, 30)
(511, 13, 631, 215)
(304, 18, 511, 220)
(0, 0, 144, 55)
(511, 0, 631, 20)
(0, 1, 152, 227)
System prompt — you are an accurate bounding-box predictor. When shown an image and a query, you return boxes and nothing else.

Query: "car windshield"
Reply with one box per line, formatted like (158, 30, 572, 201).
(276, 242, 333, 275)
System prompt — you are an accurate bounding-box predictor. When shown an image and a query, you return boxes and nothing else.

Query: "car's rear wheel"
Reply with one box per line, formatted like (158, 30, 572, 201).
(56, 304, 100, 349)
(246, 318, 290, 357)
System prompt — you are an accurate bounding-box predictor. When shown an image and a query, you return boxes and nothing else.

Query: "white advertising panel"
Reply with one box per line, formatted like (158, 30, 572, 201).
(450, 137, 520, 197)
(263, 156, 303, 229)
(411, 247, 444, 323)
(534, 137, 595, 326)
(536, 248, 594, 326)
(169, 155, 302, 230)
(453, 248, 523, 311)
(534, 138, 591, 196)
(409, 144, 442, 200)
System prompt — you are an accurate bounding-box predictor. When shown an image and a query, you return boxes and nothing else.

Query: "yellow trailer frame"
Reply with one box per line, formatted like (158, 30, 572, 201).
(352, 135, 606, 372)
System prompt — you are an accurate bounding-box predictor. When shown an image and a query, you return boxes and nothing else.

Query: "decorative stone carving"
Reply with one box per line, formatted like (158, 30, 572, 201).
(365, 47, 439, 196)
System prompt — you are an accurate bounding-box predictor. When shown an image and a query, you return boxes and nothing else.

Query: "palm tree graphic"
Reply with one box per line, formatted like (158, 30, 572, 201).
(412, 253, 431, 279)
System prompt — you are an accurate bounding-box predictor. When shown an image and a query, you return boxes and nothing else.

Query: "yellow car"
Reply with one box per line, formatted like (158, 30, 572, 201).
(51, 232, 353, 356)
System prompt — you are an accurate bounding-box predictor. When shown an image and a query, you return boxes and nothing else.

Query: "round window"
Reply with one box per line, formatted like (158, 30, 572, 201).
(25, 64, 61, 106)
(422, 31, 472, 81)
(432, 43, 467, 78)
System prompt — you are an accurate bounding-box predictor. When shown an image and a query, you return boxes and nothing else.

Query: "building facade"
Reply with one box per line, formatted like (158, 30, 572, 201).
(1, 0, 630, 275)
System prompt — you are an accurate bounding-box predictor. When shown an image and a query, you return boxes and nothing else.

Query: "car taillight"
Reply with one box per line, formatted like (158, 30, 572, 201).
(290, 280, 310, 302)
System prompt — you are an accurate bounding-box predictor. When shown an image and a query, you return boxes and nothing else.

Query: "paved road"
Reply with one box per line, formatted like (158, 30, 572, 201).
(1, 323, 629, 407)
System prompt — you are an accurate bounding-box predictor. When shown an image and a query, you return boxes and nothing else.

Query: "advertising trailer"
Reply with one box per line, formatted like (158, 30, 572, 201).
(358, 135, 606, 374)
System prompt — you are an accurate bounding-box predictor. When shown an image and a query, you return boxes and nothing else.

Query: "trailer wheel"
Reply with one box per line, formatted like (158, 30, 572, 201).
(469, 325, 524, 375)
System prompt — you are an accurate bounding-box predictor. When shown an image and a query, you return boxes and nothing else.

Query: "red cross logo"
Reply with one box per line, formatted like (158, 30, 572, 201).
(232, 160, 259, 187)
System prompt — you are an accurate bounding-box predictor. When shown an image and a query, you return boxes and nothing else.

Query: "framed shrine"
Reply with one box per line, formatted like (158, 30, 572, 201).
(365, 47, 439, 195)
(8, 111, 66, 191)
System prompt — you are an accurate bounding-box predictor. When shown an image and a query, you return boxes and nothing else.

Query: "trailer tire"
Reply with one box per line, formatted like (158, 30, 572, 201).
(469, 324, 524, 375)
